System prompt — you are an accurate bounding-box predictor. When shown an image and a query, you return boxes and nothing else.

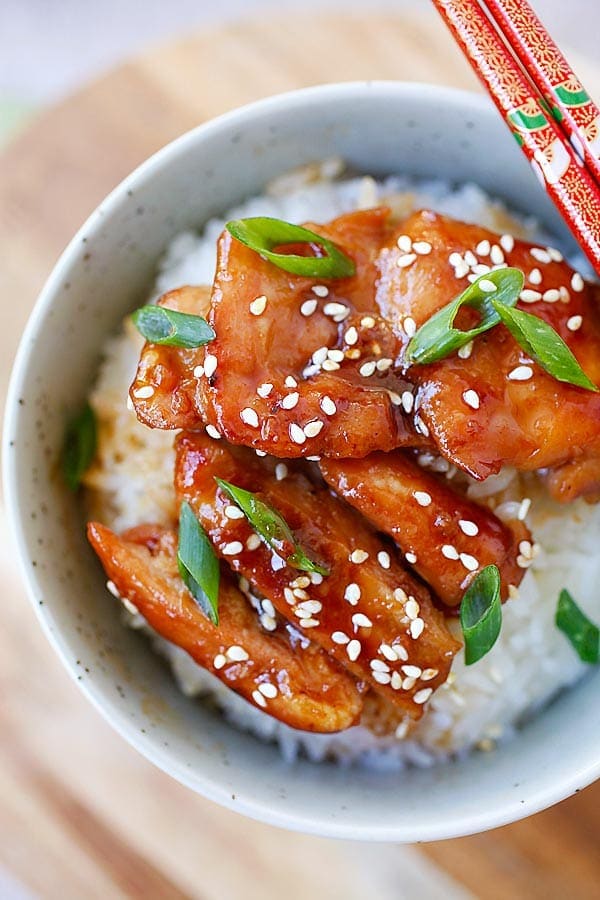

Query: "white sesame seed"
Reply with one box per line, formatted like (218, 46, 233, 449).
(257, 382, 273, 398)
(454, 261, 470, 279)
(376, 357, 393, 372)
(415, 416, 430, 436)
(245, 534, 261, 551)
(472, 263, 491, 276)
(344, 326, 358, 346)
(240, 407, 259, 428)
(458, 519, 479, 537)
(291, 576, 310, 589)
(320, 396, 337, 416)
(359, 360, 376, 377)
(261, 600, 276, 619)
(283, 376, 297, 389)
(543, 289, 560, 303)
(571, 272, 584, 292)
(294, 607, 314, 620)
(410, 618, 425, 639)
(275, 463, 288, 481)
(378, 645, 396, 663)
(310, 572, 323, 585)
(352, 613, 373, 629)
(508, 365, 534, 381)
(321, 359, 340, 372)
(372, 671, 392, 685)
(531, 248, 551, 264)
(396, 252, 417, 268)
(478, 278, 497, 293)
(413, 687, 433, 704)
(281, 392, 299, 410)
(395, 720, 409, 738)
(547, 247, 563, 262)
(397, 234, 412, 252)
(405, 551, 418, 564)
(403, 316, 417, 337)
(394, 643, 409, 662)
(204, 354, 218, 377)
(323, 302, 348, 318)
(344, 583, 361, 605)
(500, 234, 515, 253)
(225, 505, 244, 519)
(284, 587, 295, 604)
(298, 599, 322, 614)
(458, 341, 473, 359)
(390, 672, 403, 691)
(193, 365, 204, 378)
(252, 689, 267, 708)
(460, 553, 479, 572)
(464, 250, 477, 267)
(223, 541, 244, 556)
(361, 316, 376, 330)
(402, 665, 422, 678)
(393, 587, 408, 604)
(462, 389, 480, 410)
(377, 551, 391, 570)
(519, 539, 533, 558)
(413, 240, 432, 255)
(517, 555, 532, 568)
(401, 390, 414, 414)
(370, 659, 390, 672)
(414, 490, 432, 507)
(249, 294, 267, 315)
(213, 654, 227, 670)
(255, 449, 267, 457)
(300, 298, 318, 316)
(346, 639, 361, 662)
(449, 251, 463, 267)
(402, 675, 417, 691)
(303, 420, 324, 438)
(226, 645, 249, 661)
(327, 348, 345, 362)
(528, 268, 542, 285)
(405, 598, 420, 620)
(289, 423, 306, 445)
(312, 346, 328, 366)
(106, 580, 120, 598)
(350, 549, 369, 564)
(520, 289, 542, 304)
(490, 244, 505, 265)
(312, 284, 329, 298)
(567, 315, 583, 331)
(258, 682, 278, 699)
(206, 424, 221, 440)
(132, 385, 154, 399)
(476, 239, 491, 256)
(388, 391, 402, 406)
(421, 668, 438, 681)
(442, 544, 459, 560)
(332, 631, 350, 645)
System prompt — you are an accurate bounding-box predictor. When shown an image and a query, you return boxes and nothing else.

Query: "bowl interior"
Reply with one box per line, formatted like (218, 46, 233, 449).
(5, 82, 599, 842)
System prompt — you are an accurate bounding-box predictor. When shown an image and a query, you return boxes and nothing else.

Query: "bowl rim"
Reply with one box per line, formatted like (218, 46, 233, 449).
(5, 79, 600, 842)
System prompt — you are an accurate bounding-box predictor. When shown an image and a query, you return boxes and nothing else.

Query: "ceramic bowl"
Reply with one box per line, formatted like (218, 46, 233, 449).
(5, 81, 599, 842)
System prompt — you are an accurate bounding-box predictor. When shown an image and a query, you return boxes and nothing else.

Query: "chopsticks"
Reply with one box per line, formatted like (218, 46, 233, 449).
(432, 0, 600, 277)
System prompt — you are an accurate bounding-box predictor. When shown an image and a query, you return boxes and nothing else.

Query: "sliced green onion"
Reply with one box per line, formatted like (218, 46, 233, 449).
(405, 268, 524, 365)
(215, 478, 329, 576)
(178, 501, 220, 624)
(226, 217, 355, 279)
(62, 403, 97, 491)
(491, 301, 598, 392)
(555, 589, 599, 663)
(459, 565, 502, 666)
(132, 305, 215, 349)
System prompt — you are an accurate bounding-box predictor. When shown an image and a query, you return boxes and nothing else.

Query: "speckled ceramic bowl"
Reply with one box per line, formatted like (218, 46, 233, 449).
(5, 82, 600, 842)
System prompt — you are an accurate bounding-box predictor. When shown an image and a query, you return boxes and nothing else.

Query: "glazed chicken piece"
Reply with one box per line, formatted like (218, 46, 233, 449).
(198, 207, 423, 458)
(175, 431, 460, 718)
(320, 452, 531, 608)
(130, 286, 210, 431)
(375, 210, 600, 501)
(87, 521, 363, 732)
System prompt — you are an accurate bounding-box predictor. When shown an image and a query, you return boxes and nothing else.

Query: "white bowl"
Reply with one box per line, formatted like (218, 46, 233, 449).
(5, 81, 599, 842)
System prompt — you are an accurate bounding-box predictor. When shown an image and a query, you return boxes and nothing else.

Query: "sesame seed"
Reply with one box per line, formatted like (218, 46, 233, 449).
(414, 490, 432, 507)
(193, 365, 204, 378)
(517, 555, 532, 568)
(449, 251, 463, 267)
(312, 346, 328, 366)
(255, 449, 267, 457)
(395, 720, 409, 738)
(359, 360, 376, 377)
(106, 580, 120, 599)
(462, 389, 480, 410)
(344, 326, 358, 346)
(519, 539, 533, 558)
(476, 240, 491, 256)
(454, 261, 470, 279)
(225, 505, 244, 519)
(518, 498, 531, 520)
(490, 244, 505, 265)
(302, 618, 320, 628)
(459, 553, 479, 572)
(463, 250, 476, 267)
(547, 247, 563, 262)
(508, 365, 533, 381)
(402, 665, 422, 678)
(223, 541, 244, 556)
(257, 382, 273, 398)
(284, 375, 298, 389)
(372, 671, 392, 685)
(458, 519, 479, 536)
(567, 315, 583, 331)
(472, 263, 491, 276)
(376, 357, 393, 372)
(520, 289, 542, 304)
(391, 672, 403, 691)
(401, 391, 414, 414)
(396, 252, 417, 268)
(281, 392, 299, 410)
(310, 572, 323, 585)
(301, 298, 318, 316)
(249, 295, 267, 315)
(442, 544, 459, 560)
(350, 549, 369, 564)
(346, 640, 361, 662)
(258, 682, 278, 699)
(332, 631, 350, 645)
(289, 423, 306, 445)
(528, 268, 542, 285)
(212, 654, 228, 673)
(226, 645, 249, 661)
(421, 668, 438, 681)
(304, 420, 324, 438)
(380, 644, 398, 661)
(252, 689, 267, 708)
(413, 240, 432, 255)
(388, 391, 402, 406)
(204, 354, 218, 377)
(294, 607, 314, 620)
(206, 424, 221, 440)
(413, 688, 433, 704)
(320, 396, 337, 416)
(405, 551, 417, 564)
(403, 316, 417, 337)
(298, 599, 322, 614)
(410, 618, 425, 639)
(346, 349, 361, 360)
(370, 659, 390, 672)
(291, 576, 310, 589)
(415, 416, 430, 437)
(571, 272, 584, 292)
(360, 315, 376, 329)
(284, 588, 295, 604)
(397, 234, 412, 252)
(405, 598, 420, 620)
(478, 278, 497, 293)
(500, 234, 515, 253)
(323, 302, 348, 318)
(132, 385, 154, 399)
(531, 248, 551, 264)
(322, 359, 341, 372)
(543, 289, 560, 303)
(243, 535, 259, 554)
(312, 284, 329, 298)
(327, 348, 345, 362)
(402, 675, 417, 691)
(393, 587, 408, 604)
(377, 551, 391, 570)
(240, 407, 259, 428)
(352, 613, 373, 629)
(344, 583, 361, 605)
(458, 341, 473, 359)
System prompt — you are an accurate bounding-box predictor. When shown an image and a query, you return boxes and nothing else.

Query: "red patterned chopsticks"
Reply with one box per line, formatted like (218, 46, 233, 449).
(432, 0, 600, 276)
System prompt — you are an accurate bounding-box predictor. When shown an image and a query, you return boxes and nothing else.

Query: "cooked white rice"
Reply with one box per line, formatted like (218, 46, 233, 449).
(85, 165, 600, 770)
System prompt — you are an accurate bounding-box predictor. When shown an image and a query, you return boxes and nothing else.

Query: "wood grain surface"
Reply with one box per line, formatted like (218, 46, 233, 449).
(1, 11, 600, 899)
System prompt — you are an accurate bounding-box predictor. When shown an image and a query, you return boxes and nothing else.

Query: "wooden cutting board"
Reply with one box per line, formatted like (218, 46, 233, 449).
(1, 11, 600, 899)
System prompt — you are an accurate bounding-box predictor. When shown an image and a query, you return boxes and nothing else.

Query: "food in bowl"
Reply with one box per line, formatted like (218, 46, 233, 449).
(75, 163, 600, 768)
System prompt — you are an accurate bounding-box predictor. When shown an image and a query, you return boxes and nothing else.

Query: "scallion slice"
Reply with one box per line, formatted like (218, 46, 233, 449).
(178, 501, 220, 624)
(491, 301, 598, 392)
(132, 305, 215, 349)
(226, 216, 355, 279)
(405, 268, 524, 365)
(215, 478, 329, 576)
(459, 564, 502, 665)
(62, 403, 97, 491)
(555, 589, 600, 663)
